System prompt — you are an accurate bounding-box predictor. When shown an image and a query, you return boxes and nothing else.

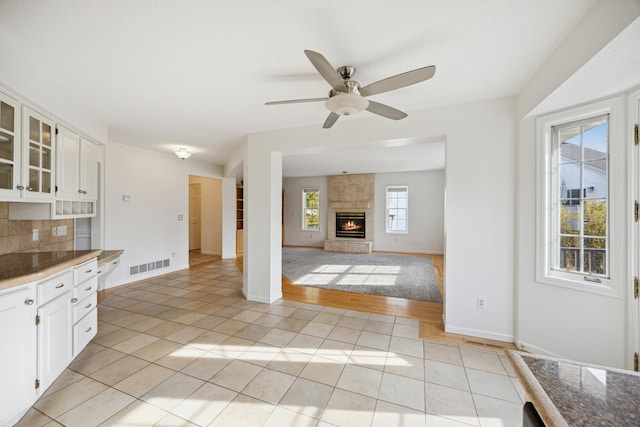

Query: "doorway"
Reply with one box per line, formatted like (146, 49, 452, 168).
(188, 176, 223, 266)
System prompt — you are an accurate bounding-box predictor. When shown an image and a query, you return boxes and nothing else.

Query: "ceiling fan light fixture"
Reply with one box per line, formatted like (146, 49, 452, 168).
(174, 147, 192, 160)
(325, 93, 369, 116)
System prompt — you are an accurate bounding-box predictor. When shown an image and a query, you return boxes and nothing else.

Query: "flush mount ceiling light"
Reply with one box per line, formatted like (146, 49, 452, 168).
(325, 92, 369, 116)
(174, 147, 192, 160)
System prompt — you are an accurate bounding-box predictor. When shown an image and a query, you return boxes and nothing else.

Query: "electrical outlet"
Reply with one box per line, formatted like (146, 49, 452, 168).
(477, 297, 486, 309)
(56, 225, 67, 236)
(178, 214, 184, 221)
(32, 229, 39, 241)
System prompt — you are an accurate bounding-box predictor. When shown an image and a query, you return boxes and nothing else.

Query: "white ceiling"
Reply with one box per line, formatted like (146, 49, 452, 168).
(0, 0, 600, 174)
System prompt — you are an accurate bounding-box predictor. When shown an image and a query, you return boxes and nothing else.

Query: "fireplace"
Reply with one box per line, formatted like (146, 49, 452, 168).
(336, 212, 366, 239)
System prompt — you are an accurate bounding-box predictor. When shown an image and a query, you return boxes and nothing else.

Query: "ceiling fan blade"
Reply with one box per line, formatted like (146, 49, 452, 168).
(359, 65, 436, 97)
(323, 112, 340, 128)
(304, 50, 345, 92)
(265, 97, 328, 106)
(366, 100, 408, 120)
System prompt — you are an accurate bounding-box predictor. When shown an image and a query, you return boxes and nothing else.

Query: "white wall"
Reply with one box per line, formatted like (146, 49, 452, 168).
(374, 171, 444, 254)
(238, 96, 516, 341)
(515, 2, 640, 368)
(282, 176, 328, 247)
(104, 142, 225, 288)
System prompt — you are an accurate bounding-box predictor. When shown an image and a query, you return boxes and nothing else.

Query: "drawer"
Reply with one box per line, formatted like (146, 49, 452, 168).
(73, 292, 97, 324)
(38, 269, 73, 306)
(74, 258, 97, 285)
(72, 276, 97, 301)
(73, 306, 97, 357)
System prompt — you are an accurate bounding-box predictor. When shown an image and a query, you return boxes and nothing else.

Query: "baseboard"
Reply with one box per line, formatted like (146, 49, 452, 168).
(104, 264, 189, 290)
(245, 292, 283, 304)
(444, 324, 514, 344)
(514, 340, 564, 357)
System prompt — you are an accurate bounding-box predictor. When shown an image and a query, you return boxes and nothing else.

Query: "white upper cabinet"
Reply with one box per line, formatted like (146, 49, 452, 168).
(80, 137, 98, 200)
(0, 91, 21, 198)
(55, 125, 80, 199)
(21, 106, 55, 200)
(55, 126, 97, 201)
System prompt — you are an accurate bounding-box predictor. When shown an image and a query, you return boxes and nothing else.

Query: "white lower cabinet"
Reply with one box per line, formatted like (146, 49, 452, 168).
(74, 306, 97, 356)
(72, 259, 98, 358)
(37, 290, 73, 393)
(0, 257, 99, 426)
(0, 284, 37, 427)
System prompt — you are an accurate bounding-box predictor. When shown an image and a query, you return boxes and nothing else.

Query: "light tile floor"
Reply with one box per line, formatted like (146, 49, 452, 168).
(17, 259, 525, 427)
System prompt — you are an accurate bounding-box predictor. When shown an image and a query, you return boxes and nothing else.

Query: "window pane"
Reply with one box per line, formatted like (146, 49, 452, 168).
(552, 114, 608, 277)
(29, 168, 39, 191)
(0, 131, 13, 161)
(29, 117, 40, 141)
(0, 102, 14, 132)
(42, 123, 51, 146)
(560, 205, 580, 234)
(558, 125, 581, 164)
(0, 163, 12, 189)
(583, 200, 606, 237)
(29, 143, 40, 167)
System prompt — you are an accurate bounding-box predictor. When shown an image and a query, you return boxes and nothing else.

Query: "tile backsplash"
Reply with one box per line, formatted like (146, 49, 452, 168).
(0, 202, 75, 256)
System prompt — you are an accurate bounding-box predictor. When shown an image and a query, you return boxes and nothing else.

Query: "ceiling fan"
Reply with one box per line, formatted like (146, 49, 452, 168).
(265, 50, 436, 129)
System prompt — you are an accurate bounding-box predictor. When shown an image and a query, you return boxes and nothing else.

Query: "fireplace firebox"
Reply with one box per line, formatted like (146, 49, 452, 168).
(336, 212, 365, 239)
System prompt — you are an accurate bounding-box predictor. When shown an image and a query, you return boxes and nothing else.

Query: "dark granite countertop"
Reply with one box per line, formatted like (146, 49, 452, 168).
(0, 250, 103, 291)
(508, 350, 640, 426)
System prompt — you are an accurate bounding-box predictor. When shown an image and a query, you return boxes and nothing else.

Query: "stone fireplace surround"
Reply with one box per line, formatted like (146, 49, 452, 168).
(324, 174, 374, 253)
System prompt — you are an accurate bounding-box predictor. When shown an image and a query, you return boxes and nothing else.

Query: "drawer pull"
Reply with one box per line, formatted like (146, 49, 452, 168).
(71, 298, 78, 303)
(85, 303, 92, 309)
(97, 270, 103, 274)
(85, 327, 92, 333)
(112, 261, 118, 265)
(85, 269, 93, 274)
(55, 283, 65, 289)
(85, 286, 92, 291)
(25, 299, 34, 305)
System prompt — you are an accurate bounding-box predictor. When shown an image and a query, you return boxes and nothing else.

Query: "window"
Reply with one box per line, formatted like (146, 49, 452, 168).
(386, 185, 408, 233)
(302, 187, 319, 230)
(537, 97, 624, 296)
(552, 114, 609, 277)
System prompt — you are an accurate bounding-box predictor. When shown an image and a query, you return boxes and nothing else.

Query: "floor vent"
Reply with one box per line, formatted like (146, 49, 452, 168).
(463, 339, 505, 349)
(129, 258, 171, 277)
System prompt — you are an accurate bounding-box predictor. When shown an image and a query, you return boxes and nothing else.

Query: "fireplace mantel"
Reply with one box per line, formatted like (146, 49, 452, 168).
(330, 201, 371, 210)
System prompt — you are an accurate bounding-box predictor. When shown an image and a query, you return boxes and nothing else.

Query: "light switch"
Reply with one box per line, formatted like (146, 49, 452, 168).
(178, 214, 184, 221)
(123, 194, 131, 202)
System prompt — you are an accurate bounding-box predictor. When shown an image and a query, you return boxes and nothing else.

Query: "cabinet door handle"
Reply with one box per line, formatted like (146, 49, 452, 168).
(85, 303, 92, 309)
(85, 269, 92, 273)
(85, 327, 92, 333)
(83, 190, 88, 194)
(85, 286, 92, 291)
(25, 299, 34, 305)
(71, 298, 78, 303)
(27, 187, 34, 191)
(16, 185, 24, 190)
(55, 283, 65, 289)
(78, 189, 83, 194)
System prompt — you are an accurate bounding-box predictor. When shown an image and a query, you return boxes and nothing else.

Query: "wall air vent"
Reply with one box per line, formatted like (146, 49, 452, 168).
(129, 258, 171, 277)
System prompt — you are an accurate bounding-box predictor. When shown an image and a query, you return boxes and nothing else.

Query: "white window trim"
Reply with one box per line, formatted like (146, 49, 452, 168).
(385, 184, 409, 234)
(301, 187, 320, 231)
(536, 96, 625, 298)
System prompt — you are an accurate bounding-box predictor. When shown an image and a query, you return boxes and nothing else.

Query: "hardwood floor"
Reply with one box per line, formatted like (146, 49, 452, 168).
(238, 252, 517, 351)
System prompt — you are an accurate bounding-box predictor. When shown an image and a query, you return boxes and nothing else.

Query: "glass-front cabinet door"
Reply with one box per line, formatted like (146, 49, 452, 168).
(21, 106, 54, 199)
(0, 91, 20, 198)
